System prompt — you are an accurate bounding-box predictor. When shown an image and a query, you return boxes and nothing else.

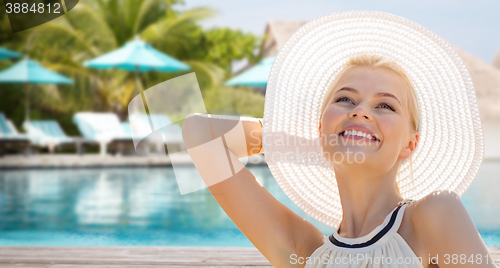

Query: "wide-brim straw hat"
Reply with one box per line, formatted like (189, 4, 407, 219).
(261, 10, 484, 228)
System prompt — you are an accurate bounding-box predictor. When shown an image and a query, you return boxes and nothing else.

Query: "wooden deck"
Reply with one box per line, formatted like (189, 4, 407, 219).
(0, 247, 273, 267)
(1, 247, 499, 267)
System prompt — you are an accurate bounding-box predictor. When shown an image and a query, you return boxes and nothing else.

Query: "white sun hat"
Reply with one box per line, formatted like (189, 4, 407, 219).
(261, 10, 484, 228)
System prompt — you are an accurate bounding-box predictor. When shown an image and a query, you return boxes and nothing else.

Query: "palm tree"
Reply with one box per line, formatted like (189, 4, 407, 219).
(19, 0, 225, 118)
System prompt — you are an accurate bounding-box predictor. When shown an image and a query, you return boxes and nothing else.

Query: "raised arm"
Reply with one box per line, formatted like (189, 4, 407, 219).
(181, 113, 324, 267)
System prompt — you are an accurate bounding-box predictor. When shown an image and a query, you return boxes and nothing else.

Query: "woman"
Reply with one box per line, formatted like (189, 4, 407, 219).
(182, 11, 496, 268)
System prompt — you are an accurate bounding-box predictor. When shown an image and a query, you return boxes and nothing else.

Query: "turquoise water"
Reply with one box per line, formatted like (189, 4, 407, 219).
(0, 162, 499, 246)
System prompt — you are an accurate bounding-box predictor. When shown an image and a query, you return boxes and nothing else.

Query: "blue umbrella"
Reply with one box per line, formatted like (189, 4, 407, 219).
(0, 57, 73, 121)
(225, 56, 275, 87)
(83, 37, 190, 72)
(0, 47, 22, 60)
(83, 36, 190, 130)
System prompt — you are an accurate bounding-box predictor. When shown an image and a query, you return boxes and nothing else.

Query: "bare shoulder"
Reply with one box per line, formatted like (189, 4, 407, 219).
(410, 190, 496, 267)
(397, 191, 460, 257)
(410, 189, 464, 240)
(411, 190, 461, 220)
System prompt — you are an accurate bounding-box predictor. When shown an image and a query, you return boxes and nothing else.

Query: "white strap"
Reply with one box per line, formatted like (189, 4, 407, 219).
(386, 201, 412, 238)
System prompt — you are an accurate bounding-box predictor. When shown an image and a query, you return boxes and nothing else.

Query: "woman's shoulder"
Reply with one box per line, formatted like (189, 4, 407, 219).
(408, 190, 496, 267)
(409, 189, 462, 222)
(388, 192, 463, 266)
(407, 190, 467, 250)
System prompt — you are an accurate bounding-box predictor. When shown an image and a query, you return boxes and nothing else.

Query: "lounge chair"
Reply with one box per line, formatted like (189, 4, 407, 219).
(0, 113, 30, 156)
(121, 121, 156, 155)
(22, 120, 93, 154)
(127, 113, 184, 153)
(73, 112, 134, 155)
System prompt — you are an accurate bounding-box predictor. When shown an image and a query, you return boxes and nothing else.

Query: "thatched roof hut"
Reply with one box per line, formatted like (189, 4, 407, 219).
(450, 45, 500, 123)
(493, 49, 500, 70)
(451, 46, 500, 159)
(260, 20, 307, 57)
(261, 20, 500, 158)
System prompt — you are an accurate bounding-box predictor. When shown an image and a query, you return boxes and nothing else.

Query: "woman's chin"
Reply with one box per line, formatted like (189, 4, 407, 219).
(322, 147, 376, 165)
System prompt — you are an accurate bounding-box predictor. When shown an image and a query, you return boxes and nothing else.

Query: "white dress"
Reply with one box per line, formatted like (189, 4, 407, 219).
(305, 199, 425, 268)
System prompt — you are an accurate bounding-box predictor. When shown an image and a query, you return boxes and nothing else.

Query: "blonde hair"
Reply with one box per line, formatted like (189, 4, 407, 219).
(320, 54, 420, 195)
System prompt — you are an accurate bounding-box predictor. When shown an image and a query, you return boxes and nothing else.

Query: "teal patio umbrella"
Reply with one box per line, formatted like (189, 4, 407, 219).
(83, 36, 190, 129)
(225, 56, 275, 87)
(0, 57, 73, 121)
(0, 47, 22, 60)
(83, 37, 191, 72)
(83, 36, 190, 99)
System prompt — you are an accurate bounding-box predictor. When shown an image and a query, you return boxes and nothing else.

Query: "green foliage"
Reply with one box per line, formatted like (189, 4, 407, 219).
(203, 86, 265, 118)
(0, 0, 264, 135)
(191, 27, 263, 74)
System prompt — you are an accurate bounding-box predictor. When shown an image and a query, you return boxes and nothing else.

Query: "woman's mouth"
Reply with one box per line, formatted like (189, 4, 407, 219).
(339, 130, 380, 142)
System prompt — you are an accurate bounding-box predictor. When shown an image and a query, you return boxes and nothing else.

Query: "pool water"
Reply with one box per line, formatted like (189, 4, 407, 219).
(0, 162, 499, 246)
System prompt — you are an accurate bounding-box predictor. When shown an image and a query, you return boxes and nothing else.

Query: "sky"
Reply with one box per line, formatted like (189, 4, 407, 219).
(181, 0, 500, 64)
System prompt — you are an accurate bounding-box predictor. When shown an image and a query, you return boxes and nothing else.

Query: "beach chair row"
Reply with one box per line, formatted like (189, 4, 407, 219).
(0, 112, 183, 156)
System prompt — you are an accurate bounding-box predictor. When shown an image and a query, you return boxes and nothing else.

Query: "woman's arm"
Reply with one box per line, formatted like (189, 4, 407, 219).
(413, 190, 497, 267)
(182, 113, 324, 267)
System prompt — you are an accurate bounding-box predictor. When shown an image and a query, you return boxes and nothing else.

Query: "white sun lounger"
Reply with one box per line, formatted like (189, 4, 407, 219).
(0, 113, 30, 156)
(127, 113, 184, 154)
(22, 120, 93, 154)
(73, 112, 134, 155)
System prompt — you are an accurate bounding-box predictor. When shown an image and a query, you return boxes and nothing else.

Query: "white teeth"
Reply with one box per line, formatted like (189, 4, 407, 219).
(340, 130, 378, 141)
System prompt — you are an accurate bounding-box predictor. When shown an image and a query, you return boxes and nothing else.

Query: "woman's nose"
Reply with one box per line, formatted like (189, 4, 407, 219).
(348, 105, 372, 121)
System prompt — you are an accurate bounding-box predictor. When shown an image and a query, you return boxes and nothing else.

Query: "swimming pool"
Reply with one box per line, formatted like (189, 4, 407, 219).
(0, 162, 499, 246)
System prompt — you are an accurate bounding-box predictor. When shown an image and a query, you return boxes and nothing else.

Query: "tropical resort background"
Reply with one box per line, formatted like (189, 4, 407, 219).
(0, 0, 499, 266)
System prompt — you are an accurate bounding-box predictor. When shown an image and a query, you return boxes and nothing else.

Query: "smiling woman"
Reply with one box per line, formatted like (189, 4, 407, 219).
(182, 10, 494, 268)
(312, 56, 425, 267)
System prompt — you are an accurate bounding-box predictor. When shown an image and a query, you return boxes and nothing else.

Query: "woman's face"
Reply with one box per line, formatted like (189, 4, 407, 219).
(319, 66, 419, 170)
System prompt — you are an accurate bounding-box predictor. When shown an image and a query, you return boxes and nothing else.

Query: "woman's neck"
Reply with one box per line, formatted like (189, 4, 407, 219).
(333, 162, 404, 238)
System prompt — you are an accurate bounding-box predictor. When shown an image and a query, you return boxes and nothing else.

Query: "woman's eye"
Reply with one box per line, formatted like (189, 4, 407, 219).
(334, 97, 396, 112)
(335, 96, 353, 104)
(379, 103, 395, 111)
